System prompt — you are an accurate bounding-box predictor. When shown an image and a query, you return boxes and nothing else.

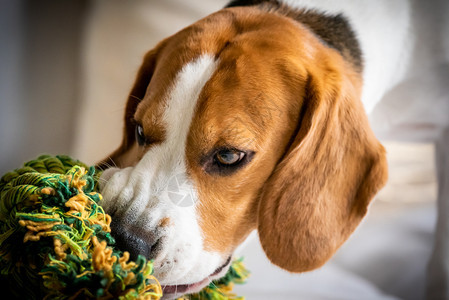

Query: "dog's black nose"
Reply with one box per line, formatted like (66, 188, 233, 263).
(110, 220, 159, 261)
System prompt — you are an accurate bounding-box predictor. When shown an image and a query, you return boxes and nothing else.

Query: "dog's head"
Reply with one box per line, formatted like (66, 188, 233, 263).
(99, 6, 388, 298)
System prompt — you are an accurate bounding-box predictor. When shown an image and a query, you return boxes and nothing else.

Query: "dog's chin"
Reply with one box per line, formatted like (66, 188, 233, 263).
(160, 256, 232, 299)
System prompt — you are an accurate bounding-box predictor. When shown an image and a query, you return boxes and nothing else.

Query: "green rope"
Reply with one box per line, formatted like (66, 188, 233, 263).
(0, 155, 161, 299)
(0, 155, 249, 299)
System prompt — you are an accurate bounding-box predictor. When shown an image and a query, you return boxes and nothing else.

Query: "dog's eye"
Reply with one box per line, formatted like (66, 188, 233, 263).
(135, 124, 146, 146)
(202, 147, 254, 176)
(215, 149, 245, 166)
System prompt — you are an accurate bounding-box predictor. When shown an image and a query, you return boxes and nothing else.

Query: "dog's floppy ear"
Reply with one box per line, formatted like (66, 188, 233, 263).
(257, 60, 388, 272)
(98, 49, 158, 169)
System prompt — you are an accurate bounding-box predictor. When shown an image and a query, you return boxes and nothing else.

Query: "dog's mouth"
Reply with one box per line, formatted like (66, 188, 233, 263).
(161, 256, 232, 297)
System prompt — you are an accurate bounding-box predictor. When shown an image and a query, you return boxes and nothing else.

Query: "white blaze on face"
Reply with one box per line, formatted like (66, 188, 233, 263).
(99, 54, 226, 286)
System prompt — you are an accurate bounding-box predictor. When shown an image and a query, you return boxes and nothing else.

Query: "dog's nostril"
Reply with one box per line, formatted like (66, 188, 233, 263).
(110, 220, 159, 261)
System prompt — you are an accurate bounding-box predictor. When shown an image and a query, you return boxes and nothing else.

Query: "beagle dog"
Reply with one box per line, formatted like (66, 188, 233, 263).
(98, 0, 449, 298)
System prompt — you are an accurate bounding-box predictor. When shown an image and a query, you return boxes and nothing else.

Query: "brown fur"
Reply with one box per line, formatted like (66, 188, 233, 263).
(255, 34, 388, 272)
(102, 6, 388, 272)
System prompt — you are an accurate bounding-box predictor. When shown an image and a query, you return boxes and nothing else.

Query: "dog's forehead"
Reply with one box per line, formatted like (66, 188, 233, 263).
(133, 12, 233, 125)
(135, 10, 305, 134)
(135, 6, 306, 107)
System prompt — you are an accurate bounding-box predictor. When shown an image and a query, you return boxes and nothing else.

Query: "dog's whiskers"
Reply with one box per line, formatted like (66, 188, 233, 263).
(96, 177, 108, 184)
(206, 274, 220, 292)
(104, 156, 118, 169)
(129, 94, 143, 102)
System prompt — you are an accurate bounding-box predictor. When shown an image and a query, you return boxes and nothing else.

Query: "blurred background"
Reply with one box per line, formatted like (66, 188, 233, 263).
(0, 1, 443, 299)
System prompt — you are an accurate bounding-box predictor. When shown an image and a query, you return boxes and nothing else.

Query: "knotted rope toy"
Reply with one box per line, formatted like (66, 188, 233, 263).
(0, 155, 248, 299)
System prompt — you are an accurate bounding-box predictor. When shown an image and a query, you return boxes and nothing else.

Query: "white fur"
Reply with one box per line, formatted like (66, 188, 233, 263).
(100, 54, 228, 293)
